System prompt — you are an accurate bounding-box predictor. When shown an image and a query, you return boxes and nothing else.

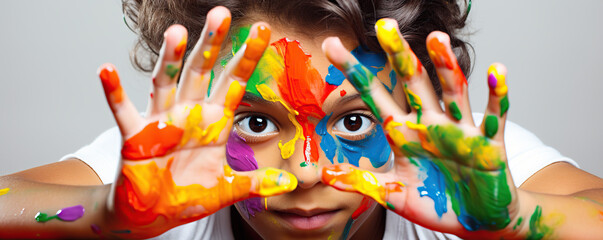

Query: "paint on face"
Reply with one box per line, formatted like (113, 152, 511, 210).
(115, 158, 296, 225)
(342, 63, 382, 121)
(325, 46, 387, 87)
(484, 115, 499, 138)
(322, 164, 404, 209)
(90, 224, 102, 235)
(404, 84, 423, 123)
(35, 205, 85, 222)
(121, 121, 184, 160)
(98, 63, 124, 104)
(340, 90, 347, 97)
(385, 70, 397, 94)
(385, 119, 512, 231)
(426, 35, 467, 90)
(316, 113, 391, 168)
(449, 101, 463, 121)
(226, 131, 264, 218)
(0, 188, 9, 196)
(232, 25, 271, 80)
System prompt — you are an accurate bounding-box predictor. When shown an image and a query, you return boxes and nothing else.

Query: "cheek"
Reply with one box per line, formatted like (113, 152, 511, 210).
(226, 131, 259, 172)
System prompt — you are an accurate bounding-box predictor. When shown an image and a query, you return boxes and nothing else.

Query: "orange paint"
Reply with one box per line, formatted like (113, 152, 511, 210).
(174, 37, 187, 59)
(202, 17, 231, 70)
(426, 36, 467, 89)
(98, 63, 124, 104)
(233, 25, 271, 80)
(122, 121, 184, 160)
(115, 159, 253, 225)
(271, 38, 337, 164)
(340, 89, 347, 97)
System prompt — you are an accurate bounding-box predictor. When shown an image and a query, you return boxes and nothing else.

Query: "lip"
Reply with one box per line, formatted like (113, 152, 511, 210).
(273, 208, 340, 230)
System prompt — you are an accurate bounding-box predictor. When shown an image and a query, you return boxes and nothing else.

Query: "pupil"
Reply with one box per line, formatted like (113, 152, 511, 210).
(249, 116, 267, 133)
(344, 114, 362, 131)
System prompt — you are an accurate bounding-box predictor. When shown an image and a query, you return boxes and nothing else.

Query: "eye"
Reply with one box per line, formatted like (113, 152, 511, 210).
(236, 115, 278, 136)
(333, 114, 373, 134)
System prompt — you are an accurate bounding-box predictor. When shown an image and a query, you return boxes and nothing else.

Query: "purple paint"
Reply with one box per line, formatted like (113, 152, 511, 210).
(90, 224, 101, 235)
(226, 131, 263, 217)
(56, 205, 85, 221)
(226, 131, 259, 171)
(488, 73, 497, 89)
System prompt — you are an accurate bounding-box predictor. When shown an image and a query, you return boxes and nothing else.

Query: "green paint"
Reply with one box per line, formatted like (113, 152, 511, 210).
(345, 63, 382, 121)
(300, 161, 309, 167)
(408, 157, 419, 167)
(449, 101, 462, 121)
(485, 115, 499, 138)
(404, 84, 423, 123)
(513, 216, 523, 230)
(526, 205, 554, 240)
(386, 202, 395, 210)
(207, 69, 215, 97)
(401, 124, 511, 230)
(500, 95, 509, 117)
(35, 212, 58, 222)
(166, 64, 179, 79)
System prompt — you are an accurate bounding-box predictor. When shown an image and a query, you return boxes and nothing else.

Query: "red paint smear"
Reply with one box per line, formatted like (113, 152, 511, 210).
(352, 196, 372, 219)
(340, 89, 347, 97)
(239, 102, 251, 107)
(122, 121, 184, 160)
(150, 92, 154, 99)
(174, 38, 187, 59)
(98, 63, 123, 103)
(271, 38, 337, 163)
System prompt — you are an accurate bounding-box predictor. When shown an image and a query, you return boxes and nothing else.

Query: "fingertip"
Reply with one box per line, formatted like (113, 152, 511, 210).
(487, 62, 508, 97)
(322, 37, 348, 69)
(254, 168, 298, 197)
(98, 63, 120, 90)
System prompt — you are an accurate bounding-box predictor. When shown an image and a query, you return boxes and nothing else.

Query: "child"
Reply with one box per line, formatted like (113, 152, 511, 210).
(1, 0, 602, 239)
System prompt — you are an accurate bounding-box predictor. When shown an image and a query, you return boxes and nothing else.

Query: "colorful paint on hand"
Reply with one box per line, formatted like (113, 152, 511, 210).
(115, 158, 296, 225)
(487, 64, 508, 97)
(484, 115, 499, 138)
(232, 25, 271, 80)
(449, 101, 463, 121)
(226, 131, 264, 217)
(385, 117, 511, 231)
(404, 84, 423, 123)
(342, 63, 382, 121)
(426, 34, 467, 90)
(165, 64, 180, 79)
(316, 113, 391, 168)
(121, 121, 184, 160)
(174, 36, 187, 59)
(0, 188, 9, 196)
(500, 96, 510, 117)
(375, 19, 423, 79)
(98, 63, 124, 104)
(322, 164, 404, 209)
(35, 205, 85, 222)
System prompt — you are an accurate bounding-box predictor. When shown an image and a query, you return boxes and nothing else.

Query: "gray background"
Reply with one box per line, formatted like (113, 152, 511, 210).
(1, 1, 602, 178)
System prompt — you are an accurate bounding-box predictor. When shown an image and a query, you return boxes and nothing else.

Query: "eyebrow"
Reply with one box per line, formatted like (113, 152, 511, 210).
(240, 92, 283, 109)
(322, 93, 362, 112)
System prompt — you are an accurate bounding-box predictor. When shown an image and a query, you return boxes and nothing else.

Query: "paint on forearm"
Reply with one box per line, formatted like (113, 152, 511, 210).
(316, 113, 391, 168)
(35, 205, 85, 222)
(121, 121, 184, 160)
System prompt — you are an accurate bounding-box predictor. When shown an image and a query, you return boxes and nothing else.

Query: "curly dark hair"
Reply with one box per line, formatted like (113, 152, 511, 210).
(122, 0, 472, 97)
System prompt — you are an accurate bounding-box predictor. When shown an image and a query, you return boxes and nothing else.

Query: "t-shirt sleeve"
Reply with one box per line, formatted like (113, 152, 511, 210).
(59, 127, 121, 184)
(472, 113, 579, 186)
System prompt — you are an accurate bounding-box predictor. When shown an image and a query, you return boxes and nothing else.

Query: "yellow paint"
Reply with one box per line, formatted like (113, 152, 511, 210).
(0, 188, 9, 196)
(375, 19, 417, 77)
(203, 51, 211, 59)
(264, 197, 268, 210)
(488, 64, 508, 96)
(384, 118, 407, 147)
(257, 168, 297, 196)
(256, 84, 305, 159)
(404, 88, 422, 111)
(164, 87, 176, 109)
(223, 81, 245, 117)
(181, 104, 204, 145)
(323, 166, 404, 207)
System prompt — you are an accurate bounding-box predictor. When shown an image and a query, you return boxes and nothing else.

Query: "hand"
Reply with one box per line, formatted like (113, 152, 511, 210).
(321, 18, 517, 238)
(98, 7, 296, 237)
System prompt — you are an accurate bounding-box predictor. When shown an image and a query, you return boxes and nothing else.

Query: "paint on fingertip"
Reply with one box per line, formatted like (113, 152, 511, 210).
(0, 188, 9, 196)
(35, 205, 85, 222)
(500, 96, 509, 117)
(487, 65, 508, 97)
(98, 64, 124, 103)
(174, 37, 187, 59)
(449, 101, 462, 120)
(122, 121, 183, 160)
(484, 115, 498, 138)
(166, 64, 180, 79)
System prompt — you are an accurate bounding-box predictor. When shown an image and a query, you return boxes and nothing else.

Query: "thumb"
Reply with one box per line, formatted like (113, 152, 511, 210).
(232, 167, 298, 199)
(321, 164, 406, 211)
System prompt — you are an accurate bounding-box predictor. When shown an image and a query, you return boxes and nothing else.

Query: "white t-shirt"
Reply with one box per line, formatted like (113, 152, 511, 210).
(60, 113, 578, 239)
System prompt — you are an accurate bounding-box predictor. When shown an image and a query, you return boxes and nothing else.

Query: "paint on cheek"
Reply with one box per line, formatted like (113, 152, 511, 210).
(121, 121, 184, 160)
(336, 125, 391, 168)
(316, 113, 343, 163)
(35, 205, 85, 222)
(98, 64, 124, 104)
(0, 188, 9, 196)
(325, 46, 387, 87)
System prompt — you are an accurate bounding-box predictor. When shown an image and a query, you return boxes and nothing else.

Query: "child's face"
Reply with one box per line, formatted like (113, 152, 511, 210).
(224, 26, 407, 239)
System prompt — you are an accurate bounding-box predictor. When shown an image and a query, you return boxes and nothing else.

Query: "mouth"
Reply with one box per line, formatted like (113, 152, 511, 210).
(272, 208, 340, 230)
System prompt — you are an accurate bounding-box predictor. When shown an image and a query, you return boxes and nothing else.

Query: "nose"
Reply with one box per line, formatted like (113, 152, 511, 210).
(286, 136, 324, 189)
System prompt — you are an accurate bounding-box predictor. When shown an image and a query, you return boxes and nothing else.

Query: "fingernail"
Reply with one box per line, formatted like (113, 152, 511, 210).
(257, 169, 298, 196)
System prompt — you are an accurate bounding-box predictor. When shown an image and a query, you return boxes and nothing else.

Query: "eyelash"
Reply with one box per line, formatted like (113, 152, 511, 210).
(234, 113, 279, 143)
(332, 112, 377, 141)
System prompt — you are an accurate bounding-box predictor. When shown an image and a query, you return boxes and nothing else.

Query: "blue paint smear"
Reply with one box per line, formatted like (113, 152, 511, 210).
(325, 46, 387, 87)
(416, 159, 448, 218)
(340, 218, 354, 240)
(316, 114, 391, 168)
(384, 69, 397, 93)
(455, 188, 481, 231)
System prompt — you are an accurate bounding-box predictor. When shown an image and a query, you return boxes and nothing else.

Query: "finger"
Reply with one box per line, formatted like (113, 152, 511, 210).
(426, 31, 473, 124)
(206, 22, 271, 109)
(375, 19, 441, 123)
(147, 25, 188, 116)
(322, 37, 405, 122)
(177, 6, 231, 102)
(481, 63, 509, 141)
(231, 166, 298, 198)
(98, 63, 143, 137)
(321, 164, 406, 212)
